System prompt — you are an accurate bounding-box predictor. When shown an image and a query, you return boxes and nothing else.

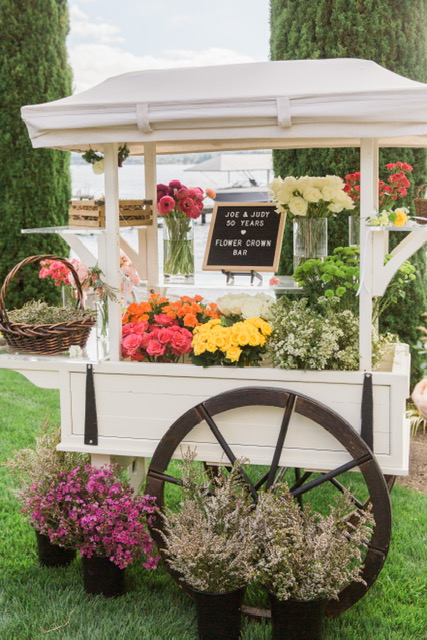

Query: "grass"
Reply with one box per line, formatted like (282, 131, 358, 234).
(1, 369, 427, 639)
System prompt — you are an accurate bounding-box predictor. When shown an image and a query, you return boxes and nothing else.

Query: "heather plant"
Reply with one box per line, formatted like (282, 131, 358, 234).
(159, 453, 256, 593)
(21, 463, 159, 570)
(6, 422, 88, 506)
(8, 300, 95, 325)
(250, 484, 375, 601)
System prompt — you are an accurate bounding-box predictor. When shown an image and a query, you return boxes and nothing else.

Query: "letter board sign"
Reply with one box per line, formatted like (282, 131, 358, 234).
(202, 203, 285, 271)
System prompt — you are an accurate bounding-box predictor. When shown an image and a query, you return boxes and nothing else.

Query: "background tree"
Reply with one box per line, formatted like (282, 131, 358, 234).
(270, 0, 427, 381)
(0, 0, 72, 308)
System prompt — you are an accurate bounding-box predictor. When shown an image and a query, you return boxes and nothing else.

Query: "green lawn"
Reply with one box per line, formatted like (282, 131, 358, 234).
(1, 369, 426, 639)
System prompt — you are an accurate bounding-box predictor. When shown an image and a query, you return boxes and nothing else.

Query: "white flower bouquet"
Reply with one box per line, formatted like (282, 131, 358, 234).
(216, 292, 275, 321)
(270, 175, 355, 218)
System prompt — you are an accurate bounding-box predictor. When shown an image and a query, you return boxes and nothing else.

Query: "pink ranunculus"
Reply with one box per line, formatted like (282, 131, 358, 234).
(188, 187, 204, 200)
(122, 333, 143, 356)
(176, 188, 189, 200)
(157, 184, 169, 201)
(169, 327, 192, 354)
(169, 180, 182, 191)
(154, 313, 176, 327)
(158, 196, 175, 215)
(146, 339, 166, 357)
(185, 205, 201, 220)
(177, 198, 194, 215)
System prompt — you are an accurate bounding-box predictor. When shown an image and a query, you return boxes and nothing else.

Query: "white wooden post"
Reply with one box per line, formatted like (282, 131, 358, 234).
(144, 142, 158, 290)
(359, 138, 379, 370)
(103, 143, 121, 361)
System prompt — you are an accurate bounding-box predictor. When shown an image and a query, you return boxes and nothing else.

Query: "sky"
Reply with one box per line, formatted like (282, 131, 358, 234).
(68, 0, 270, 93)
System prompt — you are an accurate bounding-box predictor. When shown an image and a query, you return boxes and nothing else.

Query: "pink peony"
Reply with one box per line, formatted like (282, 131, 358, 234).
(158, 196, 175, 215)
(146, 339, 166, 357)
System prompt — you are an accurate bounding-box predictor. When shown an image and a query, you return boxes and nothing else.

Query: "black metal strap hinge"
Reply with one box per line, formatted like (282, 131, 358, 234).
(361, 372, 373, 450)
(84, 363, 98, 446)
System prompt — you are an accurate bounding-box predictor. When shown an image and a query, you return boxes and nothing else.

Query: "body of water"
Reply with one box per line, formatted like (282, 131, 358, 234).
(71, 163, 270, 199)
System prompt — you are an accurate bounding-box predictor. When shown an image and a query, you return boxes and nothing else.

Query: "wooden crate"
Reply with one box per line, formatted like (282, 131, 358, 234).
(69, 199, 153, 228)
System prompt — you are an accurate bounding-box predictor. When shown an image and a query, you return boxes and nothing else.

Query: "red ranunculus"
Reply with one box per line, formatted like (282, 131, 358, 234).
(158, 196, 175, 215)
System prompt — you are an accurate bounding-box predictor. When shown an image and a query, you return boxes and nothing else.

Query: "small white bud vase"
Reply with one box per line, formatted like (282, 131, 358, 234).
(348, 215, 360, 246)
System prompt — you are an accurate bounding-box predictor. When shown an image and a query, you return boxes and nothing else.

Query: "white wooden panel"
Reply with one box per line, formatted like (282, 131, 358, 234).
(64, 365, 407, 472)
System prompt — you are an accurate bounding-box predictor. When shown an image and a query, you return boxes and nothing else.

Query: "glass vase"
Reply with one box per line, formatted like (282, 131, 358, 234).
(293, 217, 328, 272)
(163, 215, 194, 282)
(348, 215, 360, 246)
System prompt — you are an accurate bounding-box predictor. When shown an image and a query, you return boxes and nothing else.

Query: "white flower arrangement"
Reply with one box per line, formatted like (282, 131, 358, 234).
(270, 175, 355, 218)
(367, 207, 409, 227)
(216, 292, 275, 321)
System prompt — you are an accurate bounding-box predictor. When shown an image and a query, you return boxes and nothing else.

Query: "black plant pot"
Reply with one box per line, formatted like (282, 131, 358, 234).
(268, 593, 328, 640)
(190, 586, 245, 640)
(82, 556, 125, 597)
(35, 531, 75, 567)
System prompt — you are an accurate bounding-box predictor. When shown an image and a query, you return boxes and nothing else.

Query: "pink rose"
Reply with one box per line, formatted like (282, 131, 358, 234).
(157, 327, 173, 344)
(130, 351, 145, 362)
(154, 313, 176, 327)
(158, 196, 175, 215)
(169, 327, 192, 354)
(132, 321, 149, 335)
(146, 339, 166, 357)
(122, 333, 143, 355)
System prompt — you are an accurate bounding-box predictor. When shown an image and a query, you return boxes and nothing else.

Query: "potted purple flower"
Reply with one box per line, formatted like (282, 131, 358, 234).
(6, 422, 87, 567)
(23, 463, 159, 596)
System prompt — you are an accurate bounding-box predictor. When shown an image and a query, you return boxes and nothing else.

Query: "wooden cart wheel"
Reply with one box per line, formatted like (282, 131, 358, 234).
(146, 386, 392, 617)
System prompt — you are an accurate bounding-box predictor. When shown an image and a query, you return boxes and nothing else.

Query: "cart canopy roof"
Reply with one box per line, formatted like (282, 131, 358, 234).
(21, 58, 427, 154)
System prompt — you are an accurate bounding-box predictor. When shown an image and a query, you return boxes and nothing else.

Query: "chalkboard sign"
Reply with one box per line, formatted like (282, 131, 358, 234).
(203, 203, 286, 271)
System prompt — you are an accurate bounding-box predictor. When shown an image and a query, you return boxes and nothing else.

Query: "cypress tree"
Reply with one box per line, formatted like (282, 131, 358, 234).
(270, 0, 427, 381)
(0, 0, 72, 308)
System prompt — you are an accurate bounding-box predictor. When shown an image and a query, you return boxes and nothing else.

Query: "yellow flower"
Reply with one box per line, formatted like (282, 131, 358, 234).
(225, 346, 242, 362)
(394, 208, 408, 227)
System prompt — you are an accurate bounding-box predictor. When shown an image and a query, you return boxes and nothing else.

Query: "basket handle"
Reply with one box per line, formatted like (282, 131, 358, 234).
(0, 255, 86, 329)
(415, 184, 427, 198)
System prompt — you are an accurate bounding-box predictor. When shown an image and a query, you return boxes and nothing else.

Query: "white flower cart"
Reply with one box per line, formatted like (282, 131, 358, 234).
(6, 58, 427, 615)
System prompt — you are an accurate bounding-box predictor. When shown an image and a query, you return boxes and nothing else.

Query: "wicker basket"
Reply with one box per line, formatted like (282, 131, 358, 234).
(0, 255, 96, 355)
(414, 184, 427, 224)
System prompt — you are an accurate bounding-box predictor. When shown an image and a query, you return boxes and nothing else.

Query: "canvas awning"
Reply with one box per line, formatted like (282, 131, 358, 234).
(21, 58, 427, 153)
(184, 153, 272, 172)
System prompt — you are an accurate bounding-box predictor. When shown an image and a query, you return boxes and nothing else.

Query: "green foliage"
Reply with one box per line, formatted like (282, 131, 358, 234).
(0, 0, 72, 308)
(294, 246, 416, 320)
(270, 0, 427, 382)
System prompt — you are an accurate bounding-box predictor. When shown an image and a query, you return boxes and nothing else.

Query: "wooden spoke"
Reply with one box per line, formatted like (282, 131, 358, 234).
(290, 470, 313, 493)
(266, 393, 295, 490)
(147, 469, 183, 486)
(196, 403, 258, 503)
(291, 455, 372, 499)
(326, 476, 365, 510)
